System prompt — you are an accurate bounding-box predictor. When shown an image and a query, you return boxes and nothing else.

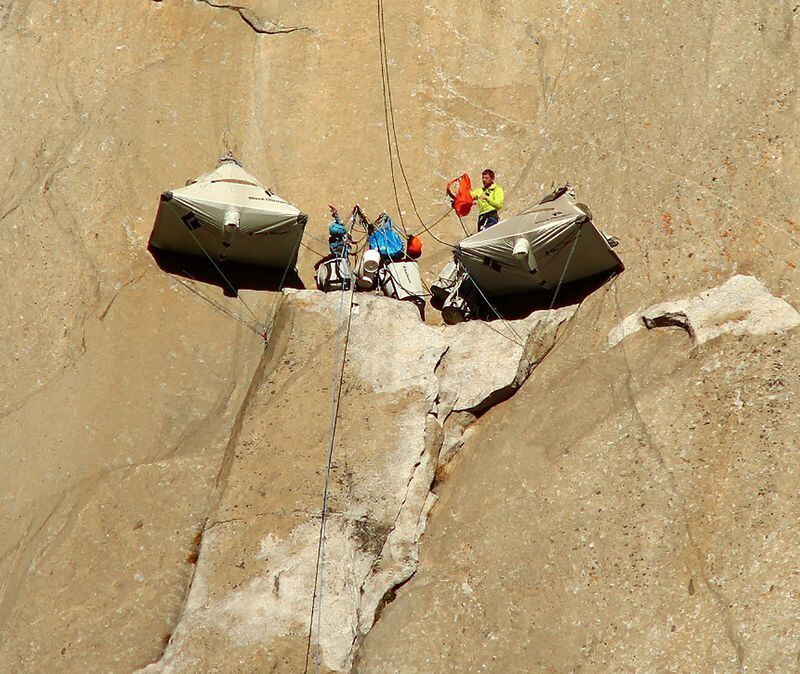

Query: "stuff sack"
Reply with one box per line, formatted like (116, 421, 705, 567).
(406, 235, 423, 259)
(328, 221, 349, 256)
(368, 216, 404, 259)
(446, 174, 474, 217)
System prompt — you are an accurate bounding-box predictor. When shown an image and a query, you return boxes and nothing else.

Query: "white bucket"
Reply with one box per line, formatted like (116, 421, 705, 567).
(362, 249, 381, 273)
(223, 207, 241, 229)
(512, 237, 530, 257)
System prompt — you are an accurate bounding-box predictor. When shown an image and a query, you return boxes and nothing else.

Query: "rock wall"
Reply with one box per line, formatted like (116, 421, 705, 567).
(0, 0, 798, 671)
(0, 2, 271, 670)
(357, 277, 800, 672)
(140, 291, 573, 672)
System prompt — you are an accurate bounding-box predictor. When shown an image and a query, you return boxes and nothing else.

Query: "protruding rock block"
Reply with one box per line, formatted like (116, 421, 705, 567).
(608, 275, 800, 348)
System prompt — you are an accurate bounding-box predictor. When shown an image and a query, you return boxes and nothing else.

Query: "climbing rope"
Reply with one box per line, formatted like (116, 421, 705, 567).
(377, 0, 407, 235)
(460, 268, 527, 347)
(378, 0, 444, 236)
(520, 223, 588, 352)
(458, 220, 587, 347)
(408, 207, 460, 247)
(377, 0, 490, 255)
(262, 233, 305, 341)
(168, 272, 266, 339)
(181, 216, 265, 332)
(303, 229, 333, 250)
(547, 268, 621, 356)
(300, 239, 327, 258)
(165, 198, 315, 342)
(304, 243, 360, 674)
(548, 222, 584, 310)
(456, 212, 471, 237)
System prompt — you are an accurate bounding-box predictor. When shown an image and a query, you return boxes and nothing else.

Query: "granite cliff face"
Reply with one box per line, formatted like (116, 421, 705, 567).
(1, 0, 798, 671)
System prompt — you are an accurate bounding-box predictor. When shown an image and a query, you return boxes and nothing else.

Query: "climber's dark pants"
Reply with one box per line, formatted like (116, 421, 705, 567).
(477, 211, 499, 231)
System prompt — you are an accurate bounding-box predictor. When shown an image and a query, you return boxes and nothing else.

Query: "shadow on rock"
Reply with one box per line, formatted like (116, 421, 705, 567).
(149, 245, 305, 297)
(489, 271, 619, 320)
(444, 274, 616, 321)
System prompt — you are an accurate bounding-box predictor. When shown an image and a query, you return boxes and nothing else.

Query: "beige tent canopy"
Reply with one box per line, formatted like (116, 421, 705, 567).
(454, 190, 622, 296)
(149, 156, 307, 269)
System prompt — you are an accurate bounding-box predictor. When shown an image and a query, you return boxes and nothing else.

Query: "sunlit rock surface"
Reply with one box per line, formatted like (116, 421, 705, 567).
(141, 291, 569, 672)
(608, 275, 800, 347)
(357, 301, 800, 672)
(1, 0, 798, 671)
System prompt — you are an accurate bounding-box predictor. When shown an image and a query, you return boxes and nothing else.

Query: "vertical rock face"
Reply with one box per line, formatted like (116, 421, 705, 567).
(0, 3, 272, 671)
(0, 0, 798, 671)
(357, 279, 800, 672)
(141, 291, 574, 672)
(608, 274, 800, 347)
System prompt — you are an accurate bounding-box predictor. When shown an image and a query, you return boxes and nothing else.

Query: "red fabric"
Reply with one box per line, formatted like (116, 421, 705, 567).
(446, 174, 474, 217)
(406, 235, 423, 259)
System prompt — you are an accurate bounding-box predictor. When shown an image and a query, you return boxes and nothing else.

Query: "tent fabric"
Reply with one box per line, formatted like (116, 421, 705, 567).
(149, 158, 307, 268)
(454, 192, 623, 296)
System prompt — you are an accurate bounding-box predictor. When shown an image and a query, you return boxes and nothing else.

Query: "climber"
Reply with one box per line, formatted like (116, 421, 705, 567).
(471, 168, 504, 231)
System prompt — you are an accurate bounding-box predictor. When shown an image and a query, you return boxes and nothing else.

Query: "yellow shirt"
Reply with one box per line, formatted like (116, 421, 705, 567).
(471, 183, 504, 215)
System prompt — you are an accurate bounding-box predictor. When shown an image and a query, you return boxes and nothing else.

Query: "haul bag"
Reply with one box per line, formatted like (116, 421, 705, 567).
(316, 256, 352, 291)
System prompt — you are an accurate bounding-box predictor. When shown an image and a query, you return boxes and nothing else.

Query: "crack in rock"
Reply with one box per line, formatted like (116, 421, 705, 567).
(153, 0, 311, 35)
(139, 293, 577, 672)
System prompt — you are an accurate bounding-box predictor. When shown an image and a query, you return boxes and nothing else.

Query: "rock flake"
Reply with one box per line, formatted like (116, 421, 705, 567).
(607, 275, 800, 348)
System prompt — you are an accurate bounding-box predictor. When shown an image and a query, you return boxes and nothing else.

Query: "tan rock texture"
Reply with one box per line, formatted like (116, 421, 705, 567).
(140, 291, 572, 673)
(609, 275, 800, 347)
(0, 0, 798, 672)
(357, 288, 800, 672)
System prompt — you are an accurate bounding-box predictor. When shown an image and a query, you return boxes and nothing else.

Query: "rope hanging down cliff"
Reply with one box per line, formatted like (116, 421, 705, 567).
(380, 0, 509, 252)
(378, 0, 417, 235)
(182, 221, 302, 343)
(377, 0, 461, 245)
(304, 232, 359, 674)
